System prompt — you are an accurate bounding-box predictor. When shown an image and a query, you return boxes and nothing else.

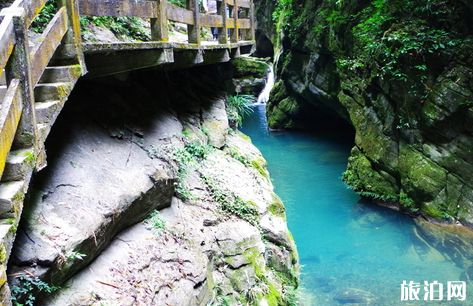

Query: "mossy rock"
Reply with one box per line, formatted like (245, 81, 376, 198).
(268, 193, 286, 219)
(343, 147, 398, 200)
(398, 143, 446, 202)
(266, 104, 290, 129)
(231, 58, 269, 78)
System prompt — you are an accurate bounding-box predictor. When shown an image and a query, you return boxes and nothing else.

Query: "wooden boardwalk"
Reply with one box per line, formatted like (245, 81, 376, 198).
(0, 0, 255, 302)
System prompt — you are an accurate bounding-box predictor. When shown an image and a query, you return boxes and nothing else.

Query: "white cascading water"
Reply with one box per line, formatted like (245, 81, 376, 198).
(256, 63, 274, 104)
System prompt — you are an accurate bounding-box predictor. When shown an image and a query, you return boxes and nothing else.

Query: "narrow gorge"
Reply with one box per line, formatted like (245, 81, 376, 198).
(5, 0, 473, 305)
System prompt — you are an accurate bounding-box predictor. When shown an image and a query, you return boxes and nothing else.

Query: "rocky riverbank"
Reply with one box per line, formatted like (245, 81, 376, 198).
(7, 63, 299, 305)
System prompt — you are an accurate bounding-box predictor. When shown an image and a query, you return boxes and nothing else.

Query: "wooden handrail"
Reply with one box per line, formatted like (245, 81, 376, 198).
(0, 0, 255, 178)
(0, 0, 82, 179)
(78, 0, 255, 44)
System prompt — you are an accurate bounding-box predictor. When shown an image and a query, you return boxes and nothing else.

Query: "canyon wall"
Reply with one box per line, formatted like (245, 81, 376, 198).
(262, 0, 473, 225)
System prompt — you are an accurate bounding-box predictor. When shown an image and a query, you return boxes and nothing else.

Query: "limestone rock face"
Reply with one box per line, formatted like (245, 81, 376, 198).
(265, 0, 473, 225)
(8, 64, 299, 305)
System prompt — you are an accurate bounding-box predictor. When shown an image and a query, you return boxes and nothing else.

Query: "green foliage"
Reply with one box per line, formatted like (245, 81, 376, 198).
(145, 210, 171, 236)
(30, 0, 58, 33)
(11, 274, 60, 306)
(272, 0, 304, 40)
(66, 251, 87, 261)
(398, 192, 418, 211)
(80, 16, 150, 41)
(169, 0, 186, 8)
(226, 94, 255, 126)
(227, 148, 251, 166)
(202, 175, 259, 226)
(147, 140, 213, 200)
(317, 0, 471, 91)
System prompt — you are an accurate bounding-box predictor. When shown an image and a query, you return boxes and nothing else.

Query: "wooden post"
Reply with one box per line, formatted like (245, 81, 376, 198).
(2, 7, 38, 152)
(217, 0, 227, 44)
(151, 0, 168, 41)
(229, 0, 237, 43)
(57, 0, 87, 74)
(248, 0, 255, 41)
(187, 0, 200, 44)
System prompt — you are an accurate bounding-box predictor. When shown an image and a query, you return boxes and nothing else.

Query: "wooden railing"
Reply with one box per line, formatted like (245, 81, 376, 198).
(78, 0, 255, 44)
(0, 0, 82, 179)
(0, 1, 254, 302)
(0, 0, 255, 179)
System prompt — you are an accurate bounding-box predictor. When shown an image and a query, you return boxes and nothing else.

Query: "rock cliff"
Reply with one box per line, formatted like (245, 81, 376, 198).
(263, 0, 473, 225)
(7, 63, 299, 305)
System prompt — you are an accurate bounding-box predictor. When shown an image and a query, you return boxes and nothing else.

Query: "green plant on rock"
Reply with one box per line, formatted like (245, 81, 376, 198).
(66, 251, 87, 261)
(202, 175, 259, 226)
(147, 141, 213, 200)
(227, 148, 251, 166)
(398, 192, 418, 212)
(11, 274, 60, 306)
(317, 0, 471, 99)
(145, 210, 173, 236)
(226, 94, 255, 126)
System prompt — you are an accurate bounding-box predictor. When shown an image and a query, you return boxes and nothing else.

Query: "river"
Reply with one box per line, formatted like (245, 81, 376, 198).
(241, 104, 473, 305)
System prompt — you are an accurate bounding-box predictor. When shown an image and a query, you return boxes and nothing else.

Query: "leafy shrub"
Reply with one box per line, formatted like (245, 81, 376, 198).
(226, 94, 255, 126)
(30, 0, 58, 33)
(11, 274, 59, 306)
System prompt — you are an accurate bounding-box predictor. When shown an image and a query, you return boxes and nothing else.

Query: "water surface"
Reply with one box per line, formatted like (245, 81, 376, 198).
(241, 104, 473, 305)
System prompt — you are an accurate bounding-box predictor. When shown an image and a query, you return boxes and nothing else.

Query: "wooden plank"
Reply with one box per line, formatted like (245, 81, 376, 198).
(30, 7, 68, 86)
(0, 79, 22, 178)
(11, 0, 48, 27)
(166, 4, 194, 24)
(238, 18, 250, 29)
(223, 0, 250, 8)
(0, 15, 15, 72)
(78, 0, 158, 18)
(199, 13, 222, 28)
(235, 0, 250, 9)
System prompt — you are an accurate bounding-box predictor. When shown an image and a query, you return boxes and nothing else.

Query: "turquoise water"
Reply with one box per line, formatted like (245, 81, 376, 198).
(241, 105, 472, 306)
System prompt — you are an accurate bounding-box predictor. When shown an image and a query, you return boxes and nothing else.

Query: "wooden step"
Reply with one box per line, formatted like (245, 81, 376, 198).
(1, 149, 35, 182)
(35, 100, 64, 125)
(38, 65, 82, 84)
(0, 180, 24, 219)
(34, 82, 73, 102)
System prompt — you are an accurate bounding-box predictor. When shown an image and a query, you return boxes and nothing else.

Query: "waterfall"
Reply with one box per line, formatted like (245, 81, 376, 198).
(256, 63, 274, 104)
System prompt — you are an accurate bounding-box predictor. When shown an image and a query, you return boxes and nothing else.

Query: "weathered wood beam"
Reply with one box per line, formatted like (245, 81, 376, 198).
(217, 0, 227, 44)
(30, 7, 68, 86)
(0, 15, 15, 74)
(0, 79, 22, 178)
(199, 13, 222, 28)
(166, 4, 194, 24)
(10, 0, 48, 28)
(57, 0, 87, 73)
(78, 0, 158, 18)
(229, 0, 237, 43)
(247, 0, 254, 40)
(186, 0, 200, 44)
(4, 7, 38, 151)
(83, 48, 174, 78)
(151, 0, 169, 41)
